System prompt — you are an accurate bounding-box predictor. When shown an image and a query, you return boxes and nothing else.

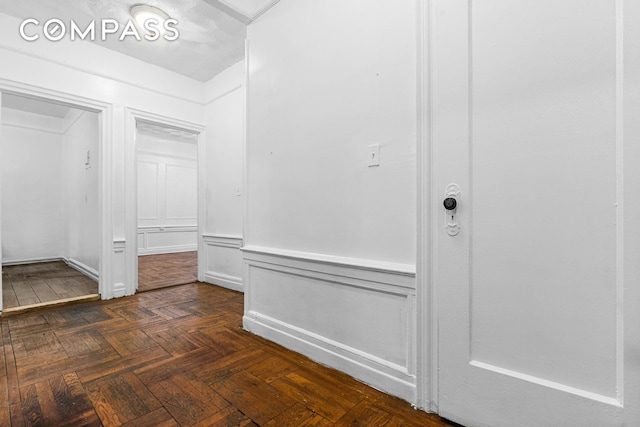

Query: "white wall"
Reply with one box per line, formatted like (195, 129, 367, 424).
(1, 121, 64, 262)
(63, 111, 100, 276)
(202, 61, 245, 291)
(137, 128, 198, 255)
(243, 0, 418, 401)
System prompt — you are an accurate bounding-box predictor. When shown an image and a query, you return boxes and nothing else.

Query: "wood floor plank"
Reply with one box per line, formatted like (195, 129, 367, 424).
(34, 378, 61, 426)
(3, 286, 19, 310)
(193, 405, 258, 427)
(148, 373, 229, 426)
(270, 370, 361, 423)
(264, 403, 334, 427)
(120, 407, 180, 427)
(0, 279, 459, 427)
(196, 348, 269, 385)
(135, 346, 223, 385)
(104, 329, 159, 356)
(216, 371, 298, 425)
(20, 383, 44, 426)
(0, 376, 11, 426)
(75, 346, 171, 384)
(85, 373, 161, 425)
(244, 354, 299, 384)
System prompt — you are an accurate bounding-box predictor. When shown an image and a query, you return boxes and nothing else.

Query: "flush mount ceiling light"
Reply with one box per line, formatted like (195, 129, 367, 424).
(130, 4, 171, 37)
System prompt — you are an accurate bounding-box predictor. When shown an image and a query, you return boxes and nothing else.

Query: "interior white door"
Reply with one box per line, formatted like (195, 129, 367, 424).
(431, 1, 640, 426)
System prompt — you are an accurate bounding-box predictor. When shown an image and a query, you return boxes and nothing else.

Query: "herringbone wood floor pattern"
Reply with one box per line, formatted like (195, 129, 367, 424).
(138, 252, 198, 292)
(0, 282, 459, 426)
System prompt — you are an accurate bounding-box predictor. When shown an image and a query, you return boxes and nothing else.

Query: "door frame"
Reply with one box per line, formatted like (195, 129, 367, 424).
(124, 108, 205, 295)
(0, 79, 112, 309)
(415, 0, 437, 413)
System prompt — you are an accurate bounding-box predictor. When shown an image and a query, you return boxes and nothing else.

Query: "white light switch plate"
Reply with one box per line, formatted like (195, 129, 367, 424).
(368, 144, 380, 167)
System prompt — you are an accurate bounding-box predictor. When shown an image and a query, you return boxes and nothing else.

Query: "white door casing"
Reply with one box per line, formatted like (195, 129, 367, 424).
(124, 109, 205, 293)
(430, 1, 640, 426)
(0, 91, 3, 311)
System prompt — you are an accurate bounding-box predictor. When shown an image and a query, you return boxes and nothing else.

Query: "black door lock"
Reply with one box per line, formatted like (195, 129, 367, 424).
(443, 197, 457, 211)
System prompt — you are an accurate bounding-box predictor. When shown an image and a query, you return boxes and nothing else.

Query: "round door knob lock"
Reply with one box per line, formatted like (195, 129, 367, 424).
(443, 197, 457, 211)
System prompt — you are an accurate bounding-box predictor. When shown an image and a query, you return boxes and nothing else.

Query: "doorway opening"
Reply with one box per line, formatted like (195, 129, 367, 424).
(135, 121, 199, 292)
(1, 93, 101, 313)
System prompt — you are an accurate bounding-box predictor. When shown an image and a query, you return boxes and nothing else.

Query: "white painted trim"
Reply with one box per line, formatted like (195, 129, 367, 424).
(137, 151, 197, 162)
(197, 124, 207, 283)
(139, 245, 197, 256)
(416, 0, 436, 413)
(242, 39, 250, 253)
(244, 255, 415, 297)
(65, 258, 99, 282)
(470, 360, 622, 408)
(204, 271, 243, 292)
(139, 225, 198, 230)
(242, 245, 416, 280)
(203, 234, 243, 249)
(113, 282, 126, 298)
(125, 108, 205, 294)
(0, 91, 3, 311)
(244, 311, 416, 402)
(113, 239, 126, 253)
(2, 256, 64, 266)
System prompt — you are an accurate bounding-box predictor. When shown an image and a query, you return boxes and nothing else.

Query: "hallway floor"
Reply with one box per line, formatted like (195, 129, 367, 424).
(0, 282, 459, 426)
(138, 251, 198, 292)
(2, 261, 98, 311)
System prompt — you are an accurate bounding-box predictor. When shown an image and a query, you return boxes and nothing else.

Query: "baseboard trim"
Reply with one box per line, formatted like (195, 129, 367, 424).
(138, 245, 197, 256)
(203, 271, 243, 292)
(2, 256, 63, 266)
(65, 258, 99, 282)
(113, 282, 126, 298)
(244, 311, 416, 402)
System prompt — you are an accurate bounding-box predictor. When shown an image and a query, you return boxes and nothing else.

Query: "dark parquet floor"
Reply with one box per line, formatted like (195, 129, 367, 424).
(0, 282, 459, 426)
(138, 251, 198, 292)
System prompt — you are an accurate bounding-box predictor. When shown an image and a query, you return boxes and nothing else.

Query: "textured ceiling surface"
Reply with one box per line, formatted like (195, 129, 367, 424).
(0, 0, 247, 81)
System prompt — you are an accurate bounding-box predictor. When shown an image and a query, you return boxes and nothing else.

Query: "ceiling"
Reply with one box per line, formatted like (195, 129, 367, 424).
(0, 0, 278, 82)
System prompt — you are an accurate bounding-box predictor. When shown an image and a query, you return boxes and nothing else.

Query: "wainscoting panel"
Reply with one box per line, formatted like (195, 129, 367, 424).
(137, 226, 197, 255)
(203, 234, 243, 292)
(242, 246, 416, 402)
